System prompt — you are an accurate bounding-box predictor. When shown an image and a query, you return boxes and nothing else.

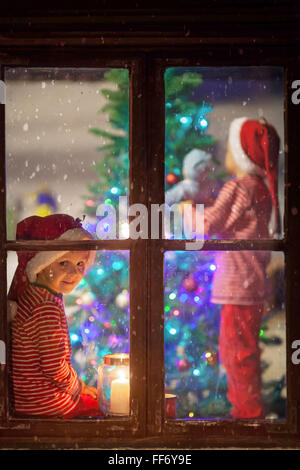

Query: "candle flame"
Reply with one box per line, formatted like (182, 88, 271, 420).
(117, 369, 127, 381)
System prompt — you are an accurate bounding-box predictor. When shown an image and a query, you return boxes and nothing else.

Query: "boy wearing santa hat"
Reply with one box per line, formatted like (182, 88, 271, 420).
(8, 214, 102, 418)
(184, 117, 280, 419)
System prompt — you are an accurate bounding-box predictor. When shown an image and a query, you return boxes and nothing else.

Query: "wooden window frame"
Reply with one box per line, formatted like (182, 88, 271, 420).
(0, 37, 299, 449)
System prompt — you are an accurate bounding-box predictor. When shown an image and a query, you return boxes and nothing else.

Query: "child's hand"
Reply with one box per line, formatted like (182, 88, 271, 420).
(80, 378, 98, 400)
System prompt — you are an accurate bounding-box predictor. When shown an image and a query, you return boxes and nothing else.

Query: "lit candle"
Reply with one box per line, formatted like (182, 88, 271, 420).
(110, 374, 130, 415)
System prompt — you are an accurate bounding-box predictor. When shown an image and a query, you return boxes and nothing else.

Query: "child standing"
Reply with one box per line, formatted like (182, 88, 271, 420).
(8, 214, 102, 418)
(206, 117, 280, 419)
(184, 117, 280, 419)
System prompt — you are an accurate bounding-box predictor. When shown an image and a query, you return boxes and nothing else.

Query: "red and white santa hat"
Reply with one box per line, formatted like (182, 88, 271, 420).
(228, 116, 281, 234)
(8, 214, 94, 302)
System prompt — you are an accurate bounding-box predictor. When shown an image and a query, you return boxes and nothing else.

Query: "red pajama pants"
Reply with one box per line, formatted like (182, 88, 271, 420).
(219, 304, 264, 419)
(64, 394, 103, 419)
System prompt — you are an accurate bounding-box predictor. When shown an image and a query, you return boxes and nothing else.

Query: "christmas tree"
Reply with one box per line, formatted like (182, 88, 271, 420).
(164, 68, 218, 186)
(66, 69, 130, 387)
(164, 251, 229, 418)
(67, 68, 285, 419)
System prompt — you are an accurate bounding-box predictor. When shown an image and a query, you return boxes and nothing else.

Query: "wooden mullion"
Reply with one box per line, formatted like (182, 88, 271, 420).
(159, 239, 285, 252)
(7, 239, 285, 253)
(284, 61, 300, 436)
(147, 58, 166, 435)
(5, 240, 131, 251)
(128, 56, 148, 436)
(0, 62, 8, 427)
(147, 241, 165, 435)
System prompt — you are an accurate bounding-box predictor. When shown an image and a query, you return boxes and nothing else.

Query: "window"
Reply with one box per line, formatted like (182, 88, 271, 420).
(0, 24, 299, 449)
(163, 67, 286, 421)
(146, 53, 299, 445)
(6, 68, 131, 419)
(1, 58, 148, 440)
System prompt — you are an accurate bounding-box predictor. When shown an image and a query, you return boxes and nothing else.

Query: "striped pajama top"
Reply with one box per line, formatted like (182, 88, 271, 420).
(204, 175, 273, 305)
(11, 283, 81, 416)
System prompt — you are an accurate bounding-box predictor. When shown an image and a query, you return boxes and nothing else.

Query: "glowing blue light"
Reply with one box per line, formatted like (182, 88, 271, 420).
(71, 334, 79, 342)
(193, 369, 200, 376)
(179, 293, 188, 303)
(180, 116, 192, 125)
(170, 328, 177, 335)
(97, 268, 104, 275)
(112, 261, 123, 271)
(194, 296, 200, 302)
(209, 264, 216, 271)
(110, 187, 119, 194)
(84, 328, 90, 334)
(199, 118, 208, 129)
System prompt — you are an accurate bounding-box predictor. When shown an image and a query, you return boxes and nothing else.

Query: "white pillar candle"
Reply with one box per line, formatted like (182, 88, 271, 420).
(110, 376, 130, 415)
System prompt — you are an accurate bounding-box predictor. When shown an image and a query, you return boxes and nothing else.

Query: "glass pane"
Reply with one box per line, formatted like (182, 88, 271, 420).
(164, 67, 284, 240)
(5, 67, 129, 240)
(7, 250, 130, 418)
(164, 250, 286, 421)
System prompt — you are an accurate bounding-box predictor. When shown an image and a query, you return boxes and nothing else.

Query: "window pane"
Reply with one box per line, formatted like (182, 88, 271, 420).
(164, 251, 286, 420)
(164, 67, 284, 240)
(5, 67, 129, 240)
(7, 250, 130, 418)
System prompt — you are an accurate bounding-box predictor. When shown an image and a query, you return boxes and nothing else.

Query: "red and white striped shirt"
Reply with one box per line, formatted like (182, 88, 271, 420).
(204, 175, 272, 305)
(11, 283, 81, 416)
